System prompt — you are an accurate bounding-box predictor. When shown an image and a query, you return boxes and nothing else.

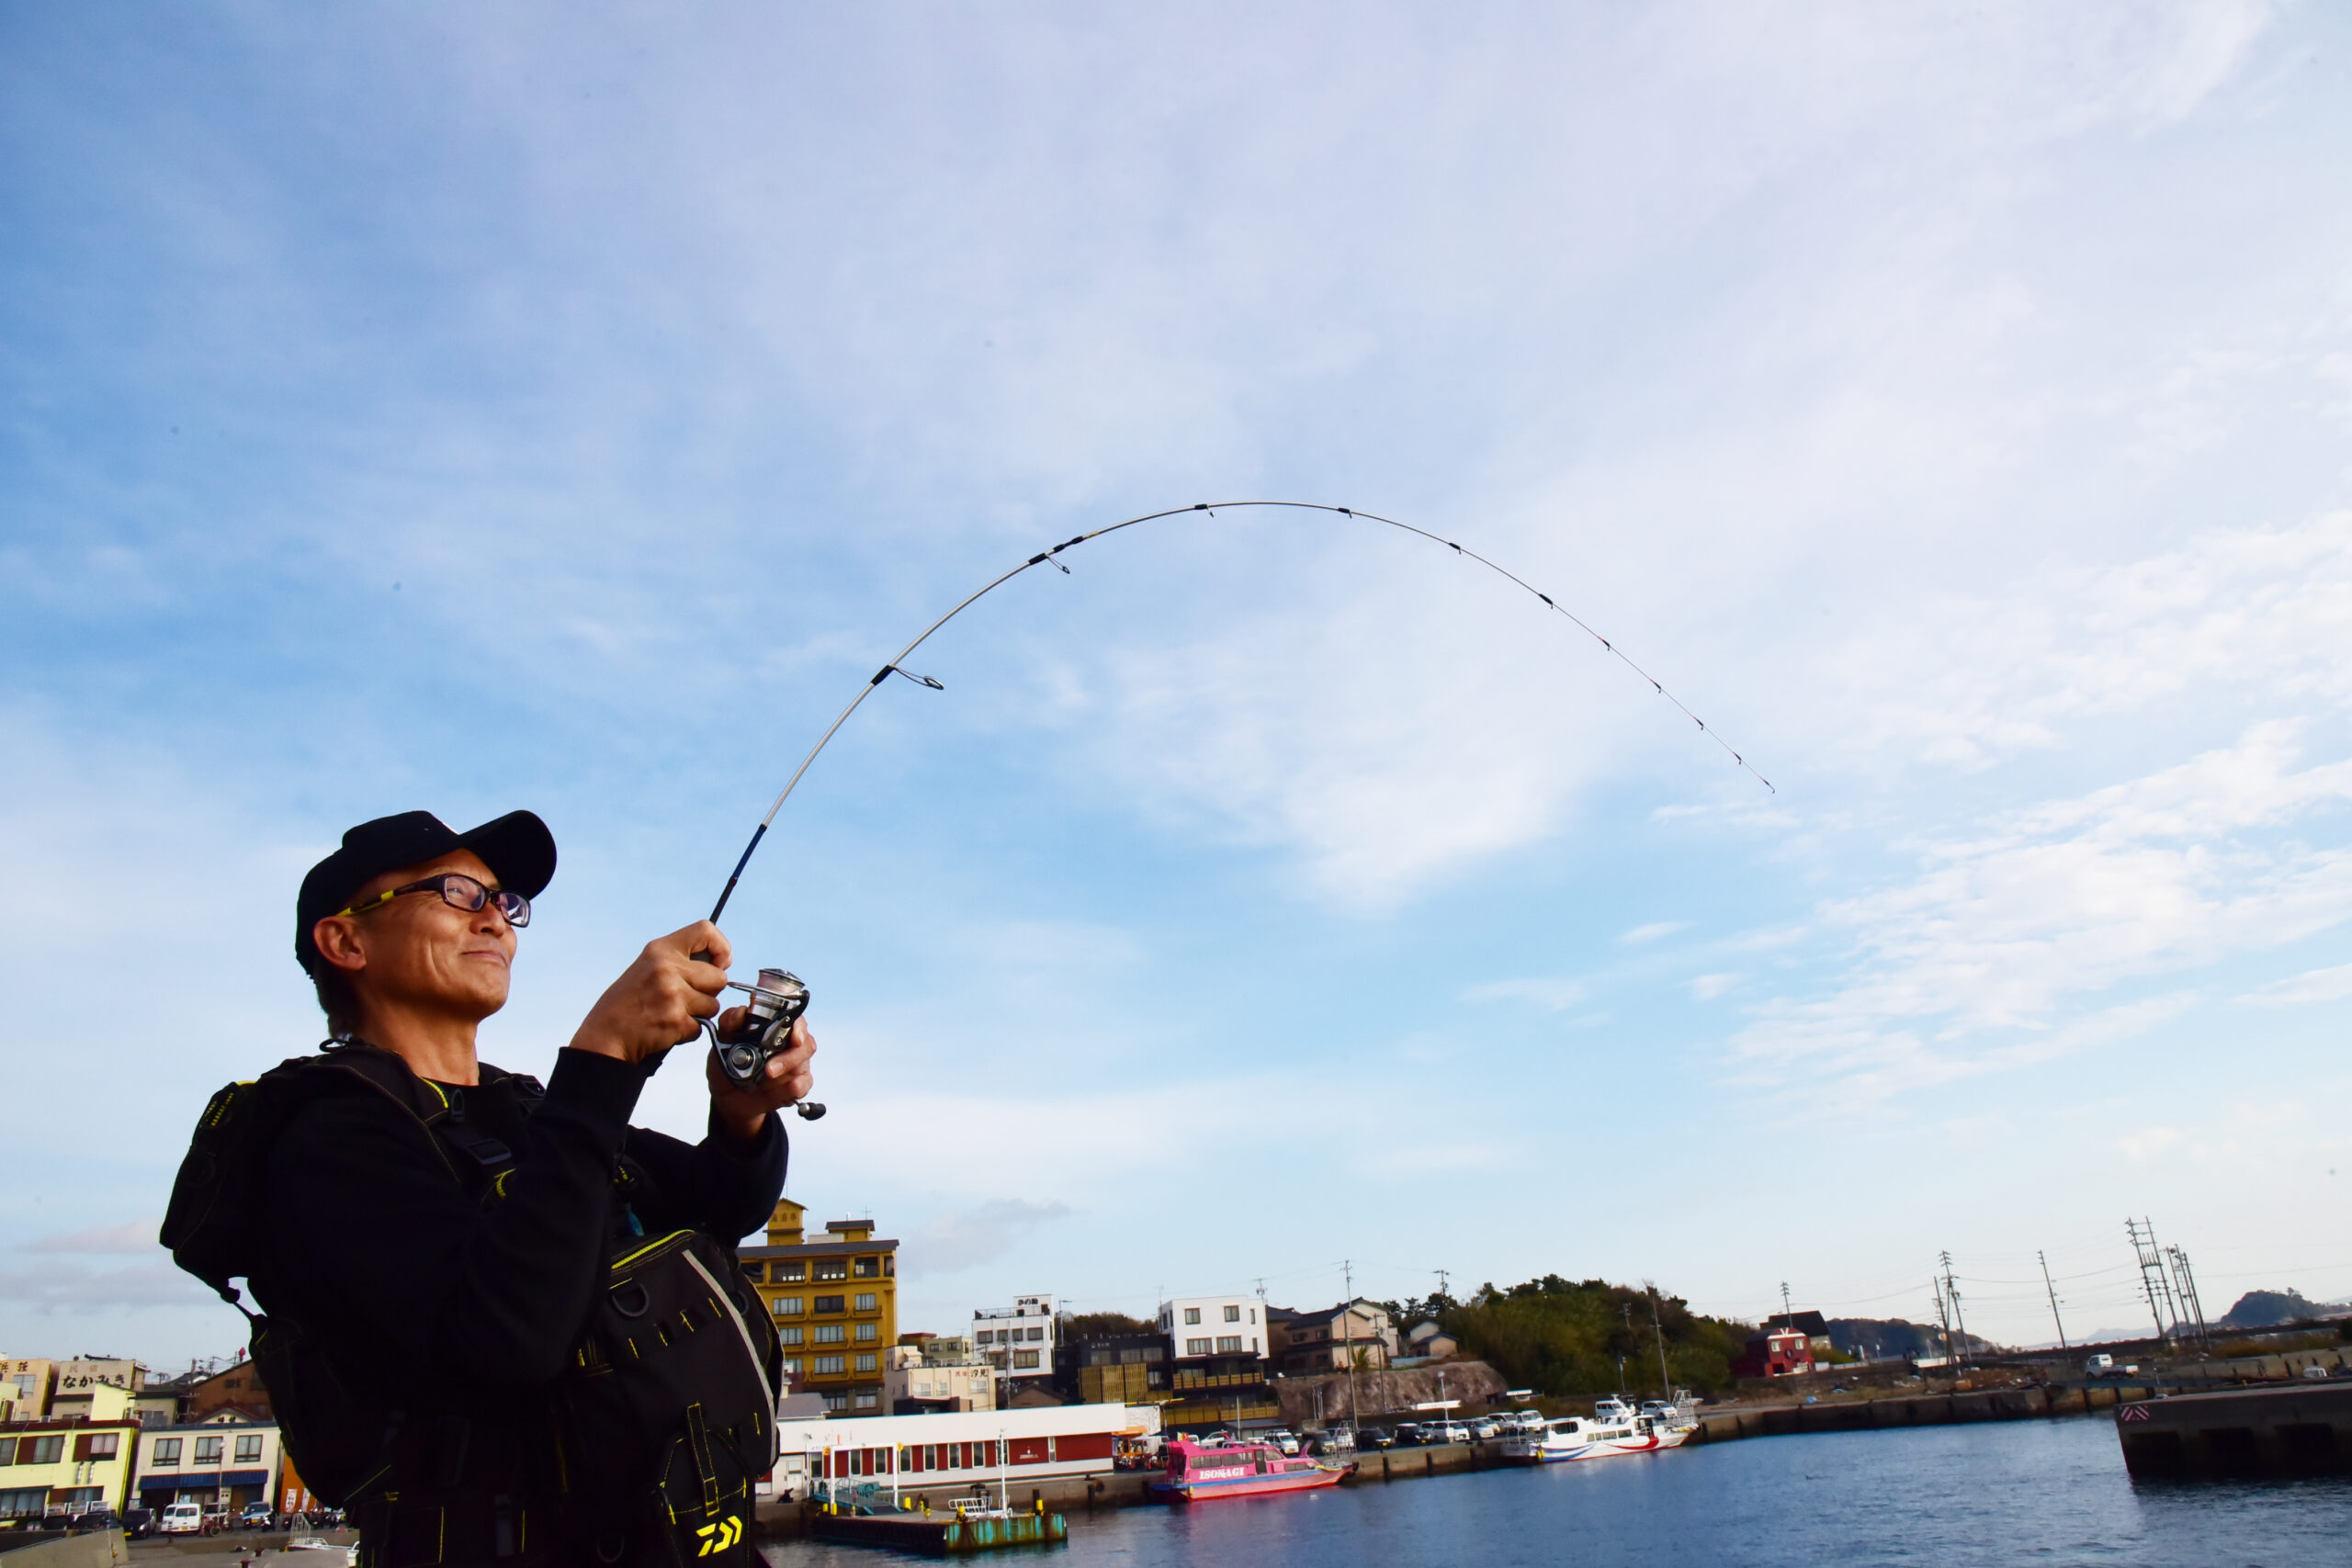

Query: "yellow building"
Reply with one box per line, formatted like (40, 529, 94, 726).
(0, 1382, 139, 1523)
(740, 1201, 897, 1416)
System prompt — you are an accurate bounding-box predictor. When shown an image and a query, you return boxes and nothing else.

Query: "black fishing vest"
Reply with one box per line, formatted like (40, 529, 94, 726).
(162, 1043, 781, 1568)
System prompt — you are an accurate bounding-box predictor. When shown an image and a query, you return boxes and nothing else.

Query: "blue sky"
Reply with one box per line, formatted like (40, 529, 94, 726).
(4, 1, 2349, 1366)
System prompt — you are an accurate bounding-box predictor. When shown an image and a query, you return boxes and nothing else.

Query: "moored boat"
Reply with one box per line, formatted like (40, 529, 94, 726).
(1150, 1437, 1354, 1501)
(1499, 1394, 1698, 1463)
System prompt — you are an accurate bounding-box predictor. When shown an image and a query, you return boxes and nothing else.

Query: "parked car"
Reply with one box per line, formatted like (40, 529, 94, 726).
(1505, 1409, 1546, 1433)
(1306, 1431, 1354, 1457)
(1262, 1430, 1301, 1456)
(1358, 1427, 1396, 1449)
(69, 1510, 122, 1535)
(241, 1503, 277, 1528)
(2084, 1354, 2114, 1374)
(1468, 1418, 1501, 1439)
(161, 1504, 204, 1535)
(1427, 1422, 1473, 1444)
(1391, 1423, 1423, 1446)
(120, 1508, 157, 1540)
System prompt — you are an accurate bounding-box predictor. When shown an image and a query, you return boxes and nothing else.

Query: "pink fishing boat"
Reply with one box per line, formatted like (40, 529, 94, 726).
(1150, 1437, 1353, 1502)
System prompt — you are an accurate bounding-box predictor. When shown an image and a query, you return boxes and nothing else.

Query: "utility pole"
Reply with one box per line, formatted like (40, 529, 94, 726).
(1780, 1280, 1792, 1330)
(2165, 1246, 2210, 1353)
(1342, 1260, 1362, 1436)
(2039, 1250, 2069, 1351)
(1932, 1278, 1954, 1371)
(1648, 1284, 1673, 1397)
(2126, 1219, 2180, 1343)
(1434, 1269, 1450, 1303)
(1939, 1252, 1971, 1367)
(1620, 1303, 1633, 1393)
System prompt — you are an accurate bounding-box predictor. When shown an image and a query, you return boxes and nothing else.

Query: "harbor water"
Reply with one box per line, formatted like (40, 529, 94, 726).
(759, 1416, 2352, 1568)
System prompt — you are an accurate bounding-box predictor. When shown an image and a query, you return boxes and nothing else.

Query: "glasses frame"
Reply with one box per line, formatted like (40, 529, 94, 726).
(334, 872, 532, 929)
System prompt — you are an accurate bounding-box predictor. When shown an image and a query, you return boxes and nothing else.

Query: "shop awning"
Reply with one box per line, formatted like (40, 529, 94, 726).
(221, 1471, 268, 1486)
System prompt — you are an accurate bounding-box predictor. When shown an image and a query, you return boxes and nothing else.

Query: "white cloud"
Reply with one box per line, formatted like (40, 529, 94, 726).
(23, 1221, 161, 1256)
(908, 1200, 1074, 1274)
(2118, 1126, 2183, 1161)
(1462, 977, 1586, 1010)
(1690, 973, 1743, 1002)
(1621, 921, 1690, 945)
(2236, 963, 2352, 1009)
(1729, 716, 2352, 1109)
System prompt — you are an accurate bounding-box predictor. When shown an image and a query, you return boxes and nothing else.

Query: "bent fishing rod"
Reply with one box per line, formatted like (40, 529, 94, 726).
(697, 500, 1774, 1103)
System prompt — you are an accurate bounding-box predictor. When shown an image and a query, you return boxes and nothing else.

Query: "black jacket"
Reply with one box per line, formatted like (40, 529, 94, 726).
(257, 1047, 786, 1409)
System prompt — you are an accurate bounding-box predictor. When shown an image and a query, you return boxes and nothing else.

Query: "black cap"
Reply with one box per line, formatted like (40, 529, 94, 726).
(296, 810, 558, 976)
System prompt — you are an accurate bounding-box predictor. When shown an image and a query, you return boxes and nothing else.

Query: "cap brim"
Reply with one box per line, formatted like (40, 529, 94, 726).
(451, 810, 558, 900)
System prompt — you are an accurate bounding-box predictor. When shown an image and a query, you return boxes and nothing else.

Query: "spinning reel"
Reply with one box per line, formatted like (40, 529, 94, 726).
(701, 965, 825, 1121)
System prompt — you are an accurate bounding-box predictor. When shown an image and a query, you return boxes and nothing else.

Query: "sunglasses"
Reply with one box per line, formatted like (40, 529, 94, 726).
(334, 872, 532, 928)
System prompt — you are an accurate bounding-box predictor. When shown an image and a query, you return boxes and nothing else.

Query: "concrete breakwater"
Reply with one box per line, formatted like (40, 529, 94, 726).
(1690, 1382, 2152, 1443)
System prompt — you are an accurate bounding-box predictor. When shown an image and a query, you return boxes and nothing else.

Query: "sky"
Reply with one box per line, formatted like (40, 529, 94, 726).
(3, 0, 2349, 1371)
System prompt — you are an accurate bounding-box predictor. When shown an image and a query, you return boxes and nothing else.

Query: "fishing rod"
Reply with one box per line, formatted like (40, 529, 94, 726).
(700, 499, 1772, 1099)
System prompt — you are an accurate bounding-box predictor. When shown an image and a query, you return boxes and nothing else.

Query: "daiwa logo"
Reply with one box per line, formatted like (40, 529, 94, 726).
(695, 1515, 742, 1554)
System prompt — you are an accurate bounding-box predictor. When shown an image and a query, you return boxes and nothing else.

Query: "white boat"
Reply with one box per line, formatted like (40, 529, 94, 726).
(1498, 1394, 1698, 1462)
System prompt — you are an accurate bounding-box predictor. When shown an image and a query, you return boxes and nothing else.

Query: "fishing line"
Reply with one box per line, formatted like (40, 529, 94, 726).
(706, 499, 1773, 925)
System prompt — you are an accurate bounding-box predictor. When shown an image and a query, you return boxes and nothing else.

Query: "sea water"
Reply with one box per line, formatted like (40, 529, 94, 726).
(761, 1416, 2352, 1568)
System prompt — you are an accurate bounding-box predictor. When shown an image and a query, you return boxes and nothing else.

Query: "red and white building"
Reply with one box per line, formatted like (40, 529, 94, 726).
(760, 1403, 1159, 1505)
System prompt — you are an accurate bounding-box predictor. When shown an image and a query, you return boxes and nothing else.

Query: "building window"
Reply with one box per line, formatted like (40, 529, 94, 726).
(1224, 1305, 1240, 1323)
(884, 1256, 894, 1276)
(776, 1297, 804, 1316)
(1012, 1350, 1039, 1370)
(854, 1258, 878, 1279)
(781, 1327, 804, 1347)
(815, 1259, 849, 1281)
(153, 1438, 181, 1466)
(1217, 1337, 1243, 1353)
(854, 1392, 878, 1410)
(193, 1437, 223, 1465)
(976, 1330, 993, 1345)
(854, 1324, 878, 1343)
(74, 1434, 119, 1461)
(821, 1393, 846, 1412)
(815, 1325, 846, 1345)
(776, 1260, 806, 1281)
(1185, 1338, 1210, 1356)
(814, 1295, 846, 1314)
(813, 1356, 845, 1375)
(854, 1354, 877, 1373)
(1027, 1326, 1045, 1342)
(234, 1436, 263, 1464)
(854, 1293, 877, 1312)
(1183, 1308, 1201, 1325)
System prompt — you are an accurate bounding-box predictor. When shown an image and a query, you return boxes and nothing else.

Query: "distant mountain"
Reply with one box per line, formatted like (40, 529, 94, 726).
(2215, 1290, 2338, 1329)
(1827, 1317, 1993, 1360)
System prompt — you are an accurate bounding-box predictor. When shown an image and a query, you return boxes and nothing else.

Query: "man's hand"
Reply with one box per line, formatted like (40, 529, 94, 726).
(569, 921, 732, 1066)
(707, 1012, 818, 1147)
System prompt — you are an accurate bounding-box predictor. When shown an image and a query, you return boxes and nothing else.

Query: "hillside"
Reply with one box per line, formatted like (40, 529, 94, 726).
(1415, 1276, 1752, 1398)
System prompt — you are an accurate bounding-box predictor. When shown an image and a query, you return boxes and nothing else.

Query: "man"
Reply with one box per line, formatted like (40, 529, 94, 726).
(211, 809, 814, 1567)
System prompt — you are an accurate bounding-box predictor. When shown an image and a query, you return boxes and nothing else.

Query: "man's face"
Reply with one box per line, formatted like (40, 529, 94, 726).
(312, 849, 517, 1023)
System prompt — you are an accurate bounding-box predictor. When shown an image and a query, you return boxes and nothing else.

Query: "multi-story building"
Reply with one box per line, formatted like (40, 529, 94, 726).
(0, 1359, 52, 1424)
(741, 1200, 899, 1416)
(1267, 1299, 1398, 1373)
(131, 1414, 284, 1517)
(1156, 1295, 1277, 1431)
(884, 1337, 996, 1416)
(1053, 1331, 1171, 1407)
(0, 1382, 140, 1522)
(973, 1295, 1059, 1402)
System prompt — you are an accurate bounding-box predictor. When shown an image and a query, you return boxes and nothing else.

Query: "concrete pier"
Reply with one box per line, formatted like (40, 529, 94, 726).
(2116, 1383, 2352, 1478)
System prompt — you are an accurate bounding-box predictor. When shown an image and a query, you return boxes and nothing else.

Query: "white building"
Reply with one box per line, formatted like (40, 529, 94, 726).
(760, 1402, 1160, 1506)
(1158, 1294, 1265, 1362)
(130, 1416, 284, 1516)
(972, 1294, 1059, 1395)
(886, 1339, 997, 1415)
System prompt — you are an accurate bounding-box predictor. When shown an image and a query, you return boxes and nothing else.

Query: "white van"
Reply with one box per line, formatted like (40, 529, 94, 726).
(2083, 1354, 2113, 1374)
(161, 1503, 204, 1534)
